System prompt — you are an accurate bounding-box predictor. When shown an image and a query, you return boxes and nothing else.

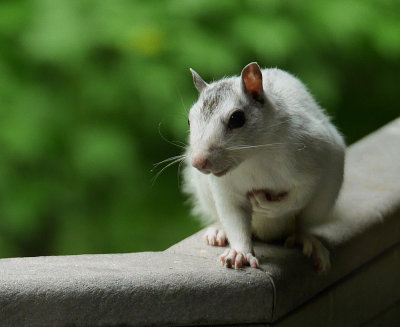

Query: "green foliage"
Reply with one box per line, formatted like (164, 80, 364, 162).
(0, 0, 399, 257)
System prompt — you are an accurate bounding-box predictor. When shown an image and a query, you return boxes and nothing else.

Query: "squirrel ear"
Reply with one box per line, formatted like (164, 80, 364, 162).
(190, 68, 208, 93)
(241, 62, 264, 103)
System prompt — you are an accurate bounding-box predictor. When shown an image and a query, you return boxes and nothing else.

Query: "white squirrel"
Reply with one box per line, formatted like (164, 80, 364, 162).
(183, 62, 345, 272)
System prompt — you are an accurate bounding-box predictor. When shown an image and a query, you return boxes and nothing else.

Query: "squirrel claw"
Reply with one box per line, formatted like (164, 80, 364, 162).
(204, 227, 227, 247)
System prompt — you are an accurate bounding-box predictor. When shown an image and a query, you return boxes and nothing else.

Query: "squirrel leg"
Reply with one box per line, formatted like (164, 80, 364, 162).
(214, 197, 258, 269)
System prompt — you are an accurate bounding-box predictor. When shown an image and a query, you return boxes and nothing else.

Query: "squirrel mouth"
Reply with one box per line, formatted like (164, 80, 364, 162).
(213, 169, 229, 177)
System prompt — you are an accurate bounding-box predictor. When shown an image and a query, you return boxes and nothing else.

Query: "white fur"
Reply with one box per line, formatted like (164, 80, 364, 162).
(183, 67, 345, 270)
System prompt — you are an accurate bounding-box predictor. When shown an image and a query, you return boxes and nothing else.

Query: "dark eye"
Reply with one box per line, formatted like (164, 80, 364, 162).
(228, 110, 245, 129)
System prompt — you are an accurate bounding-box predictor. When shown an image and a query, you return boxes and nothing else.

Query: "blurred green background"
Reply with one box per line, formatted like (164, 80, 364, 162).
(0, 0, 399, 258)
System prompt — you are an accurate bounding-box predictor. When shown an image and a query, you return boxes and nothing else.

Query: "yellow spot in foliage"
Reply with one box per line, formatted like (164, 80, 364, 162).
(128, 26, 163, 55)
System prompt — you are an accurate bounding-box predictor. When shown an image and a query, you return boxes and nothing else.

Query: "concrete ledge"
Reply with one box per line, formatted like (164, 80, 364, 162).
(1, 252, 273, 326)
(273, 242, 400, 327)
(1, 118, 400, 326)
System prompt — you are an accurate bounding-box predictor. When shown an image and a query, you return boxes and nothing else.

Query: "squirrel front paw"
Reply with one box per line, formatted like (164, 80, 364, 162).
(204, 227, 227, 247)
(247, 189, 288, 216)
(220, 248, 259, 269)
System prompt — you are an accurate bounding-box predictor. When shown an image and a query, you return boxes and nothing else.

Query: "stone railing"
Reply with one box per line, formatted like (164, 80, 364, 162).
(1, 118, 400, 327)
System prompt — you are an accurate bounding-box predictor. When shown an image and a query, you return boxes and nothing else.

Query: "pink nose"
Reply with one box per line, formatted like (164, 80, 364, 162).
(192, 156, 211, 171)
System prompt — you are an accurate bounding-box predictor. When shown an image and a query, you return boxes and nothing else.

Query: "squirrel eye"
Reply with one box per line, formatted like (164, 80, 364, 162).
(228, 110, 245, 129)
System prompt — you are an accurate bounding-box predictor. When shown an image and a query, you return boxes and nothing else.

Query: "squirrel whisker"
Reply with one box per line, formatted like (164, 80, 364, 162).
(151, 156, 186, 185)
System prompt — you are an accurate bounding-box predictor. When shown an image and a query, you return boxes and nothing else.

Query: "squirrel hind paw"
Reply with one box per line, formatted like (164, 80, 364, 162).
(285, 232, 330, 273)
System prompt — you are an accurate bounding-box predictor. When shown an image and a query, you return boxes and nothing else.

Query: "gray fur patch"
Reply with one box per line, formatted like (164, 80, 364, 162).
(200, 81, 235, 118)
(202, 94, 221, 115)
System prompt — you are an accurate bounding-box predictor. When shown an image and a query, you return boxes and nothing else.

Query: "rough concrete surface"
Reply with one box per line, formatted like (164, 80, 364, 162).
(0, 252, 273, 326)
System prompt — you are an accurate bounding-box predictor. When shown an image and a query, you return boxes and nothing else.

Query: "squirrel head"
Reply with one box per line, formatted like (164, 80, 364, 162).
(187, 63, 276, 177)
